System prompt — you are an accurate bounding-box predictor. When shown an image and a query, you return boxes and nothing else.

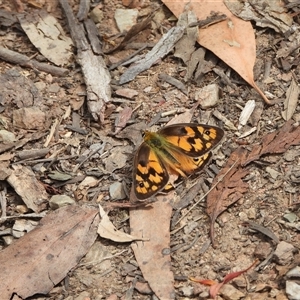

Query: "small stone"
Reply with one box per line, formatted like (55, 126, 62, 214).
(34, 81, 46, 91)
(220, 283, 245, 300)
(180, 285, 194, 297)
(114, 8, 138, 32)
(13, 107, 46, 130)
(105, 294, 118, 300)
(274, 241, 295, 265)
(0, 130, 16, 143)
(265, 167, 281, 180)
(15, 205, 29, 214)
(135, 281, 153, 294)
(196, 84, 219, 109)
(49, 195, 76, 209)
(287, 266, 300, 278)
(90, 6, 104, 23)
(12, 219, 38, 238)
(115, 88, 138, 99)
(109, 182, 126, 200)
(48, 83, 60, 93)
(254, 242, 272, 260)
(283, 213, 298, 223)
(143, 86, 152, 93)
(284, 149, 298, 162)
(2, 235, 14, 246)
(247, 207, 256, 219)
(238, 211, 248, 221)
(74, 291, 91, 300)
(286, 281, 300, 300)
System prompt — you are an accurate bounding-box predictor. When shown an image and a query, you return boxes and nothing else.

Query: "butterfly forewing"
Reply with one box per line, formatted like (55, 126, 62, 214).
(158, 123, 224, 157)
(133, 143, 169, 200)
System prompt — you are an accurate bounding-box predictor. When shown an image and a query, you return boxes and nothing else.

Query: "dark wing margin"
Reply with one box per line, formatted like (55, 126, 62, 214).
(133, 143, 169, 200)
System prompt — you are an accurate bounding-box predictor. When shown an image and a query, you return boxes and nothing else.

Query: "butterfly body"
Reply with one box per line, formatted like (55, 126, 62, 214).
(133, 123, 224, 200)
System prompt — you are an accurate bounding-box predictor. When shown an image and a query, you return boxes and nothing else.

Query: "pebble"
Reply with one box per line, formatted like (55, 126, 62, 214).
(109, 182, 126, 200)
(238, 211, 248, 221)
(74, 291, 90, 300)
(195, 83, 219, 109)
(105, 295, 118, 300)
(0, 129, 16, 143)
(283, 213, 298, 223)
(265, 167, 281, 180)
(90, 6, 104, 23)
(180, 285, 194, 297)
(115, 88, 138, 99)
(254, 242, 272, 260)
(286, 281, 300, 300)
(274, 241, 295, 265)
(49, 195, 75, 209)
(114, 8, 138, 31)
(13, 107, 46, 130)
(247, 207, 256, 219)
(48, 83, 60, 93)
(286, 266, 300, 278)
(220, 283, 245, 300)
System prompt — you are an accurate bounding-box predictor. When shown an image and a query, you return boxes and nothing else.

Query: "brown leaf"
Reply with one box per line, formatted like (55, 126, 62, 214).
(114, 106, 133, 134)
(0, 205, 99, 299)
(98, 205, 143, 242)
(242, 120, 300, 166)
(206, 147, 249, 244)
(130, 194, 175, 299)
(282, 76, 299, 121)
(162, 0, 271, 104)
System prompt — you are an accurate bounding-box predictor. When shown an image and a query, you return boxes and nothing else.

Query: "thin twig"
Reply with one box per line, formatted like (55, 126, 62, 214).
(73, 142, 107, 172)
(0, 188, 7, 219)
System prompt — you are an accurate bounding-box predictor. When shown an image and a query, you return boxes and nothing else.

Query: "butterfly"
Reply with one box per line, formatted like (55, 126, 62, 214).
(133, 123, 224, 200)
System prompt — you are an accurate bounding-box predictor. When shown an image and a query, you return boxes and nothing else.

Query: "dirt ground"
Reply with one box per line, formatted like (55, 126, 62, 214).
(0, 0, 300, 300)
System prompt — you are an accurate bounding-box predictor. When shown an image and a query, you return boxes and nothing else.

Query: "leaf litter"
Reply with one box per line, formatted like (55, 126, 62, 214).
(0, 205, 99, 299)
(1, 0, 300, 299)
(207, 120, 300, 245)
(162, 0, 271, 104)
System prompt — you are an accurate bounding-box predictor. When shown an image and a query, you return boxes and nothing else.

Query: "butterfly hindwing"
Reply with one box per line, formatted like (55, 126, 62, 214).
(133, 143, 169, 200)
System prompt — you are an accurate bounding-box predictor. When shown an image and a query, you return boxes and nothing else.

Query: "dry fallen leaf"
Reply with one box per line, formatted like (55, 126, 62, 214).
(190, 260, 257, 299)
(0, 205, 99, 299)
(18, 11, 73, 66)
(98, 205, 144, 242)
(130, 195, 175, 299)
(282, 77, 299, 121)
(242, 120, 300, 166)
(114, 106, 133, 134)
(206, 147, 249, 244)
(162, 0, 271, 104)
(207, 120, 300, 245)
